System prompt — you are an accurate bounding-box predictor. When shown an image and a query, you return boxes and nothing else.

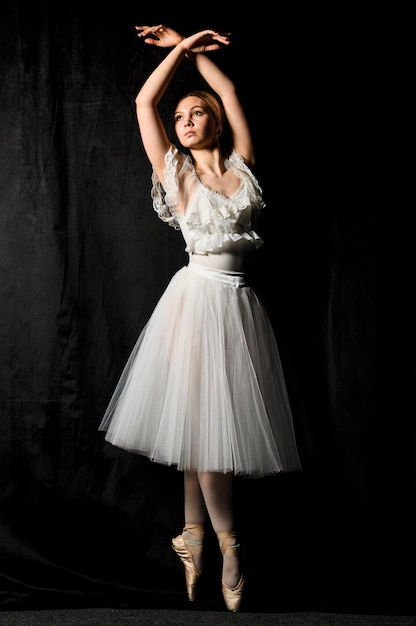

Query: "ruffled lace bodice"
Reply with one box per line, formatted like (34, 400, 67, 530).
(151, 145, 265, 255)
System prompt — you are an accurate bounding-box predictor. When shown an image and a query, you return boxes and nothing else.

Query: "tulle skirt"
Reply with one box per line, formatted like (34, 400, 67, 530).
(99, 262, 301, 477)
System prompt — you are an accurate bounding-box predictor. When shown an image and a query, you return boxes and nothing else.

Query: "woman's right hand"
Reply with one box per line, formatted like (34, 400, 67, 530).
(135, 24, 184, 47)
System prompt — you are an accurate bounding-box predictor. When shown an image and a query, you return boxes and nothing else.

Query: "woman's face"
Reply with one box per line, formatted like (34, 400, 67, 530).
(174, 96, 217, 150)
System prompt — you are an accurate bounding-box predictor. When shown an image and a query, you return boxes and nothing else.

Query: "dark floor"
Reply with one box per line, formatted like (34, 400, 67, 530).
(1, 608, 416, 625)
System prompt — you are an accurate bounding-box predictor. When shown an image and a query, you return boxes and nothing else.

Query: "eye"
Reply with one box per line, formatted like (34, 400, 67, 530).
(174, 114, 183, 122)
(192, 110, 203, 117)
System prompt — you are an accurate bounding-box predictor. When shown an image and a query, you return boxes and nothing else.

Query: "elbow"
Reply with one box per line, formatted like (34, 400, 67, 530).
(135, 89, 152, 108)
(135, 92, 145, 108)
(135, 93, 159, 112)
(135, 96, 151, 119)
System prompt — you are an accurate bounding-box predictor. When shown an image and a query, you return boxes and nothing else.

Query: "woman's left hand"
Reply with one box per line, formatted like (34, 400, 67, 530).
(181, 29, 230, 54)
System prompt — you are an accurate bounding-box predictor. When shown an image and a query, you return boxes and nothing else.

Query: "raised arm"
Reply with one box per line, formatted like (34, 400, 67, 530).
(135, 26, 230, 183)
(184, 50, 255, 168)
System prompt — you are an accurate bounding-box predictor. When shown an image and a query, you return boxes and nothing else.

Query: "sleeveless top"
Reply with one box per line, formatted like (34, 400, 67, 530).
(151, 145, 266, 256)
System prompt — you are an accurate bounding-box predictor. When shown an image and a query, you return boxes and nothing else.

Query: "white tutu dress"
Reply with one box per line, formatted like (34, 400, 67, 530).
(99, 146, 301, 477)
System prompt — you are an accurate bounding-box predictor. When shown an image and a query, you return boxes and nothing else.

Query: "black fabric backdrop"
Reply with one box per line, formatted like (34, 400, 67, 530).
(0, 0, 408, 616)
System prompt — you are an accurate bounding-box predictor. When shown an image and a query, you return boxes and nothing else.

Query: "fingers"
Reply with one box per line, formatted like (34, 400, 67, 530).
(135, 24, 165, 39)
(184, 29, 231, 52)
(134, 25, 231, 52)
(198, 30, 230, 46)
(135, 25, 230, 44)
(212, 32, 231, 45)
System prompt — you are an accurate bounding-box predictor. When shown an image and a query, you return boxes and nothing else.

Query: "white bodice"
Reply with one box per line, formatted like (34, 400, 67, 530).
(151, 146, 265, 266)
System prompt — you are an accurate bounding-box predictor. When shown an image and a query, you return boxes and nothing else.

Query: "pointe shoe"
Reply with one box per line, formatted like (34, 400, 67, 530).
(172, 524, 204, 602)
(217, 530, 245, 612)
(222, 574, 245, 612)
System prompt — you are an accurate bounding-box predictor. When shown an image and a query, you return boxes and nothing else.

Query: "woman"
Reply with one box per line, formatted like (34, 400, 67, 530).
(99, 24, 301, 612)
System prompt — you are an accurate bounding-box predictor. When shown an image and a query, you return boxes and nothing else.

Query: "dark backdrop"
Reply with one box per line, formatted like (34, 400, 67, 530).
(0, 0, 406, 616)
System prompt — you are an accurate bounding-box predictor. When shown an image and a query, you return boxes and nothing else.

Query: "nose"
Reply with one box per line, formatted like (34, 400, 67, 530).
(184, 116, 193, 127)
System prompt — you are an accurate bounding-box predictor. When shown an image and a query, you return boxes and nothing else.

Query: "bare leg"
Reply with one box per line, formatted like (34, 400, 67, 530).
(181, 470, 207, 574)
(196, 471, 234, 532)
(171, 471, 206, 601)
(176, 470, 243, 608)
(197, 471, 241, 588)
(184, 470, 206, 525)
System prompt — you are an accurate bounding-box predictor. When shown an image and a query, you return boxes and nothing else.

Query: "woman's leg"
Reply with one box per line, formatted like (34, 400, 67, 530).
(176, 470, 244, 610)
(197, 471, 242, 589)
(183, 470, 206, 526)
(182, 470, 206, 574)
(172, 471, 206, 602)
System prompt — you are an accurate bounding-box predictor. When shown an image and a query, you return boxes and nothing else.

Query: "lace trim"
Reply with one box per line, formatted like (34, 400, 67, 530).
(185, 229, 264, 255)
(151, 146, 265, 253)
(195, 172, 243, 200)
(151, 145, 185, 229)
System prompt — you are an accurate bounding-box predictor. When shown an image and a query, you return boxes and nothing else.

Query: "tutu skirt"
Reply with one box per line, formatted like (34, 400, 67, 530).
(99, 262, 301, 477)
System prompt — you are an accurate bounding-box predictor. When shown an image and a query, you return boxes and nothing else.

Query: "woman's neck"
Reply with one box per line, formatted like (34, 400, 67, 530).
(191, 147, 224, 178)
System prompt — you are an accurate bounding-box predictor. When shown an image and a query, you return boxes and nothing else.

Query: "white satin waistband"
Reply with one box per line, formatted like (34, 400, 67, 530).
(187, 262, 247, 287)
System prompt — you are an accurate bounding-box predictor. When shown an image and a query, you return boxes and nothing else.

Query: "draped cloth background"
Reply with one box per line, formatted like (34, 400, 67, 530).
(0, 1, 408, 615)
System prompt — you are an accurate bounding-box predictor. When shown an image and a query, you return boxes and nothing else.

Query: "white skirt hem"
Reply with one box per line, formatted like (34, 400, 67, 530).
(99, 264, 301, 477)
